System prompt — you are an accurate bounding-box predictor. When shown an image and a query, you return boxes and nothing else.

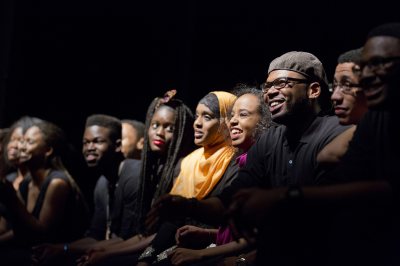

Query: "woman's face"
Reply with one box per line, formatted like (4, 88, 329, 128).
(193, 103, 221, 148)
(6, 127, 24, 165)
(148, 105, 176, 155)
(19, 126, 50, 166)
(229, 93, 262, 151)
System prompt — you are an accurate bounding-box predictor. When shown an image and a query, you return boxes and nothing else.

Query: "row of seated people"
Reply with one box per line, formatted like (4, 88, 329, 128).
(1, 21, 399, 266)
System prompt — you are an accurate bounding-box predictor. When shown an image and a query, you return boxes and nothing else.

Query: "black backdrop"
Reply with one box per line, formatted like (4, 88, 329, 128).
(1, 0, 398, 147)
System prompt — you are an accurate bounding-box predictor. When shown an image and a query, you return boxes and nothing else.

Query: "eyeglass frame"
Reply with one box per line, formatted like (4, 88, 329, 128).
(359, 56, 400, 73)
(330, 81, 362, 96)
(261, 77, 309, 94)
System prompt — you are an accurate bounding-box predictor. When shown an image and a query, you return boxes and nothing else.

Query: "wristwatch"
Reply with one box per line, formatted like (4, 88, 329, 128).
(235, 255, 247, 266)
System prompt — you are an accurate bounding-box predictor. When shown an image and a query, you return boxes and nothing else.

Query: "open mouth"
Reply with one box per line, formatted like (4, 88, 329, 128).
(230, 128, 242, 140)
(268, 99, 285, 113)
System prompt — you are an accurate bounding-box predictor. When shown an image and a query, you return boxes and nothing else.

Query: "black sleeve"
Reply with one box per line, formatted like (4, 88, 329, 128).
(321, 113, 376, 185)
(217, 131, 272, 207)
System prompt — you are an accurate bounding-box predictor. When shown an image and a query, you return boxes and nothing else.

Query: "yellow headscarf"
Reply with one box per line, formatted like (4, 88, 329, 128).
(170, 91, 237, 199)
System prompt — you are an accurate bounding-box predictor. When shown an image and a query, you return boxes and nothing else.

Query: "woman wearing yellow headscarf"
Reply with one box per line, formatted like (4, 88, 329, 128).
(170, 91, 237, 200)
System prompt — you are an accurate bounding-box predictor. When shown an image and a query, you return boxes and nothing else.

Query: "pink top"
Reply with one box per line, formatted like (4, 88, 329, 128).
(214, 152, 248, 245)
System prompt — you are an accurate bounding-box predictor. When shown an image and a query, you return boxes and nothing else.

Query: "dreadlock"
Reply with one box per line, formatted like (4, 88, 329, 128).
(136, 94, 195, 230)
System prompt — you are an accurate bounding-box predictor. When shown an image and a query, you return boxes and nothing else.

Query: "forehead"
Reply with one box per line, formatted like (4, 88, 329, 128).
(233, 94, 260, 110)
(267, 70, 305, 80)
(11, 127, 23, 137)
(335, 62, 358, 77)
(122, 123, 137, 133)
(152, 105, 176, 122)
(25, 126, 42, 138)
(363, 36, 400, 59)
(84, 125, 111, 139)
(196, 103, 213, 114)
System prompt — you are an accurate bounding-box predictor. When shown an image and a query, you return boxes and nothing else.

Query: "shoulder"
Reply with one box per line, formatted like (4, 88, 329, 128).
(312, 115, 351, 139)
(120, 159, 141, 179)
(47, 171, 70, 189)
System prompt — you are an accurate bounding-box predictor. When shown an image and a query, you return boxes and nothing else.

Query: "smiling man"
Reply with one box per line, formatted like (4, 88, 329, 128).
(142, 51, 351, 266)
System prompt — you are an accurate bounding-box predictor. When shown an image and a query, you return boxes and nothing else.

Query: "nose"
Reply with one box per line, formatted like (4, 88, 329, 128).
(229, 115, 238, 126)
(155, 126, 165, 137)
(18, 140, 26, 151)
(194, 117, 202, 128)
(85, 142, 96, 151)
(331, 87, 344, 103)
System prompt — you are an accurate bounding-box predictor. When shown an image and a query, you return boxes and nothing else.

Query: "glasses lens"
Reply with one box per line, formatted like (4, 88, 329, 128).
(274, 78, 287, 89)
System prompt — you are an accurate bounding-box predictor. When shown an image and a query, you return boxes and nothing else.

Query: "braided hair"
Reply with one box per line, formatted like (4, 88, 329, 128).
(136, 91, 195, 230)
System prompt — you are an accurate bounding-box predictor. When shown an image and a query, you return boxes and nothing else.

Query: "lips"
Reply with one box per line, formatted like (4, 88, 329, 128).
(268, 99, 285, 114)
(85, 153, 98, 162)
(230, 128, 242, 140)
(334, 107, 347, 117)
(194, 131, 203, 139)
(363, 84, 383, 100)
(153, 140, 165, 146)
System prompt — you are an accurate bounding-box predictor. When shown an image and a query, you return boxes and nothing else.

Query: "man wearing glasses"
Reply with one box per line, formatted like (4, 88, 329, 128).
(145, 51, 350, 265)
(228, 23, 400, 266)
(317, 48, 368, 166)
(331, 48, 368, 125)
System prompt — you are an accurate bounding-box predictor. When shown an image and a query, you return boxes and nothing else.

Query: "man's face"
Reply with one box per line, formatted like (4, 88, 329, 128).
(121, 123, 143, 159)
(331, 62, 368, 125)
(82, 125, 116, 168)
(360, 36, 400, 109)
(264, 70, 310, 124)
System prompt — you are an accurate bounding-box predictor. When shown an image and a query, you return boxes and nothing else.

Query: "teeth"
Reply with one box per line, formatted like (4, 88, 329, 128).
(270, 102, 279, 107)
(231, 129, 241, 134)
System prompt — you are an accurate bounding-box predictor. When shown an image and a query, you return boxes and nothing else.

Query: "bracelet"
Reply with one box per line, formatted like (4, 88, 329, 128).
(235, 254, 247, 266)
(285, 186, 304, 202)
(63, 243, 69, 254)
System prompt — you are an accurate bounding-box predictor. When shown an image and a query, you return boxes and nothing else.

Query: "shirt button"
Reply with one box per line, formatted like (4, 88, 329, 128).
(289, 160, 293, 165)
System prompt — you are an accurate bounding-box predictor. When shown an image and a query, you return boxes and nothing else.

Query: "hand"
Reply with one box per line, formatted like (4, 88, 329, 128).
(145, 194, 189, 233)
(168, 247, 203, 266)
(31, 243, 63, 265)
(76, 247, 106, 266)
(175, 225, 210, 247)
(226, 187, 285, 241)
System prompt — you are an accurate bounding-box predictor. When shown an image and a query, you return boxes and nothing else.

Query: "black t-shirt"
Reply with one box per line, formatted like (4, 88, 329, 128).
(218, 115, 350, 207)
(87, 159, 141, 240)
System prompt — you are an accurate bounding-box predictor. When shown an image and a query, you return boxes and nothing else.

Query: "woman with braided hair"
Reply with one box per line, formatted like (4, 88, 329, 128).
(77, 90, 195, 266)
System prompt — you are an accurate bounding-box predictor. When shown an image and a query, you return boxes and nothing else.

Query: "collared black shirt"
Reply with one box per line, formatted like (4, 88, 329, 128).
(218, 115, 350, 206)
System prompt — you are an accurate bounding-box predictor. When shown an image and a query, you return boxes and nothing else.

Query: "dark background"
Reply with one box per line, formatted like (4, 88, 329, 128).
(0, 0, 398, 147)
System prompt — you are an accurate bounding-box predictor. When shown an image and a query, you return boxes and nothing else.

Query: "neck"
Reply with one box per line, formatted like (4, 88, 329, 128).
(30, 167, 51, 186)
(102, 158, 123, 184)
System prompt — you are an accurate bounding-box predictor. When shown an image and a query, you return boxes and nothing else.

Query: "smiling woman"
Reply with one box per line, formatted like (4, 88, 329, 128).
(0, 119, 89, 264)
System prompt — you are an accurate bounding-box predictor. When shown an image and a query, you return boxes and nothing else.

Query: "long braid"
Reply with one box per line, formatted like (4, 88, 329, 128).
(153, 102, 194, 200)
(136, 96, 195, 231)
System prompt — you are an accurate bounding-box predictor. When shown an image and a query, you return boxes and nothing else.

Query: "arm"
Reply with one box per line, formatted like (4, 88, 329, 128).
(317, 126, 356, 165)
(175, 225, 218, 247)
(0, 229, 14, 243)
(117, 176, 139, 239)
(145, 195, 227, 233)
(169, 238, 249, 266)
(83, 234, 155, 265)
(1, 178, 70, 240)
(227, 181, 392, 239)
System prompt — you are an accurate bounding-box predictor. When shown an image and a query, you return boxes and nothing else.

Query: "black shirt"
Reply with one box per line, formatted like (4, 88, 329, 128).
(218, 115, 350, 206)
(87, 159, 141, 240)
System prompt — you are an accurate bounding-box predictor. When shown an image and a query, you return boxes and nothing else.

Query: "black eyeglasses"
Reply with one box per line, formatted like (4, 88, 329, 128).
(359, 56, 400, 72)
(261, 77, 309, 94)
(330, 81, 361, 95)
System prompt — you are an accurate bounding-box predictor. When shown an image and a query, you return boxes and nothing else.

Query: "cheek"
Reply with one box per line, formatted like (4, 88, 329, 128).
(164, 133, 174, 145)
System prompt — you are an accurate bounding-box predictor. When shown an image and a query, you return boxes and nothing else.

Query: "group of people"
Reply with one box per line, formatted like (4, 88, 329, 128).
(0, 22, 399, 266)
